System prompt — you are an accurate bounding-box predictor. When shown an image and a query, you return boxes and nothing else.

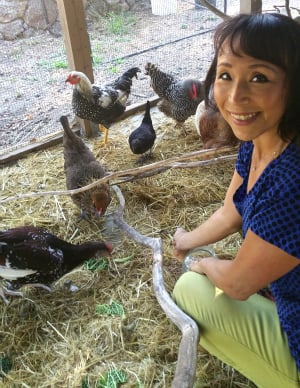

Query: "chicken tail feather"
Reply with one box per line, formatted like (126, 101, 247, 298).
(60, 115, 74, 140)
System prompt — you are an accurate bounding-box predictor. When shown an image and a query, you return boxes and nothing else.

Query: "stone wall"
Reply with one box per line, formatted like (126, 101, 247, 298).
(0, 0, 147, 40)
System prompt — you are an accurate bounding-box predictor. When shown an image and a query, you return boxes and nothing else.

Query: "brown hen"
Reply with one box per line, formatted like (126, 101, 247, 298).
(60, 115, 111, 220)
(195, 101, 239, 149)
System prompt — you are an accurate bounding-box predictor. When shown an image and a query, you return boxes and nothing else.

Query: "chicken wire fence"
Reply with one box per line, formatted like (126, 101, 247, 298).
(0, 0, 299, 159)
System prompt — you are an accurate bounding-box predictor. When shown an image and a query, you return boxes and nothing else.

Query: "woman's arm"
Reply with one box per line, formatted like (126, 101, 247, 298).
(190, 229, 300, 300)
(173, 169, 243, 260)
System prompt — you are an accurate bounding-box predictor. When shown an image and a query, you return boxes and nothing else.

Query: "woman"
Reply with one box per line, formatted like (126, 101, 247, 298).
(172, 13, 300, 388)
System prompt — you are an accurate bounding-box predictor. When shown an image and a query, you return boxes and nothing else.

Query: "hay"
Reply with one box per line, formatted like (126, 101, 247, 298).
(0, 108, 254, 387)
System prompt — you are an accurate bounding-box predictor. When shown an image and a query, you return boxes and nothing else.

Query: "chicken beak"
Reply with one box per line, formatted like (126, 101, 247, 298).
(97, 208, 103, 217)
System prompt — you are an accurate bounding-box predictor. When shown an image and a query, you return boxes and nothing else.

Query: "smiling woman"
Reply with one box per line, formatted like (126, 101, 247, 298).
(172, 13, 300, 388)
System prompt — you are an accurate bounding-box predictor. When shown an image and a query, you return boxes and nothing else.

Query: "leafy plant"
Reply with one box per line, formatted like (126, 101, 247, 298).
(0, 356, 12, 377)
(105, 12, 135, 35)
(95, 300, 125, 317)
(84, 257, 108, 272)
(53, 59, 68, 69)
(97, 369, 127, 388)
(108, 58, 125, 74)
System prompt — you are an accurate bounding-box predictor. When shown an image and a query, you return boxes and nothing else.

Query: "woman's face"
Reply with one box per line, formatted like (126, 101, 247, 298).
(213, 42, 287, 142)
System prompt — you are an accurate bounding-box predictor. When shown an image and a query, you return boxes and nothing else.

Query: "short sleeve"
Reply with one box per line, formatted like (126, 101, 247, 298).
(249, 151, 300, 258)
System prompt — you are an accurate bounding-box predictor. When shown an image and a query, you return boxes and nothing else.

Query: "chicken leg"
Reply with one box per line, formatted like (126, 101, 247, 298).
(99, 124, 109, 145)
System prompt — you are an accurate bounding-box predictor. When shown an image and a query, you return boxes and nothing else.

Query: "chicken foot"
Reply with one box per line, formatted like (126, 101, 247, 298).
(0, 282, 52, 304)
(0, 285, 23, 304)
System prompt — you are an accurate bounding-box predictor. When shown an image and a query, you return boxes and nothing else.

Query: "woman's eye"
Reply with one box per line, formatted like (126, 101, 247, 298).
(218, 72, 231, 81)
(252, 73, 268, 83)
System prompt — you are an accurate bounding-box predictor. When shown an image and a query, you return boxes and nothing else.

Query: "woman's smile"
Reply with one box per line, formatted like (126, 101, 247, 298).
(229, 111, 258, 125)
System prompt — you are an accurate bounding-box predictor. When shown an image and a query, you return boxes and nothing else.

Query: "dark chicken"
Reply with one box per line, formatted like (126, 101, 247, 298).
(145, 62, 204, 128)
(128, 100, 156, 163)
(0, 226, 113, 304)
(195, 101, 239, 149)
(60, 115, 111, 220)
(66, 67, 141, 144)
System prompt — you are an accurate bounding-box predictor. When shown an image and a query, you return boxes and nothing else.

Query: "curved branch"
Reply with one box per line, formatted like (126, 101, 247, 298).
(111, 185, 199, 388)
(1, 146, 237, 204)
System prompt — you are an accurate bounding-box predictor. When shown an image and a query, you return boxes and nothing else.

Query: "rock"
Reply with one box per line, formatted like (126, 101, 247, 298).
(0, 19, 24, 40)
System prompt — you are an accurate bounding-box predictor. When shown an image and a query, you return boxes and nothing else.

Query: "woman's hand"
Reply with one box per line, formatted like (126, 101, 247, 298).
(173, 227, 190, 261)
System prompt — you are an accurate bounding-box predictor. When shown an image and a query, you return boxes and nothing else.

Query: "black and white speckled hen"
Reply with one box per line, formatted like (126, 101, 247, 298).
(0, 226, 113, 304)
(145, 62, 204, 129)
(128, 100, 156, 163)
(66, 67, 141, 144)
(60, 115, 111, 220)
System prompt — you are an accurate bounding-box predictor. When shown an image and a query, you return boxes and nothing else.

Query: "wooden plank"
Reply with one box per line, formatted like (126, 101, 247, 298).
(240, 0, 262, 13)
(0, 127, 81, 166)
(57, 0, 95, 137)
(0, 98, 160, 166)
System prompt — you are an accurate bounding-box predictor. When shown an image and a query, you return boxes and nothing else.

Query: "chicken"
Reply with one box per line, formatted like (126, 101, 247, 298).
(145, 62, 204, 130)
(66, 67, 141, 144)
(0, 225, 113, 304)
(128, 100, 156, 163)
(60, 115, 111, 220)
(195, 100, 239, 149)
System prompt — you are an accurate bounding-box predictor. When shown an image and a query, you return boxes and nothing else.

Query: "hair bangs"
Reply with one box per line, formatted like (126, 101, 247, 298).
(215, 14, 289, 72)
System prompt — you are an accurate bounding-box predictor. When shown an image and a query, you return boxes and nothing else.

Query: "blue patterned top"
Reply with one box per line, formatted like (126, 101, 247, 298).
(234, 141, 300, 371)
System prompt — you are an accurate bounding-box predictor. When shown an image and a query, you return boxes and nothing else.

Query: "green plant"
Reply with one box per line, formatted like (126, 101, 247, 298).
(95, 300, 125, 317)
(97, 369, 127, 388)
(108, 58, 125, 74)
(84, 257, 108, 272)
(53, 59, 68, 69)
(0, 356, 12, 377)
(105, 12, 135, 35)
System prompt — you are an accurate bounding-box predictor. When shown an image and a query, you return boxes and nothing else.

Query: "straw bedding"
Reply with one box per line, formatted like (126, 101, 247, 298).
(0, 107, 254, 387)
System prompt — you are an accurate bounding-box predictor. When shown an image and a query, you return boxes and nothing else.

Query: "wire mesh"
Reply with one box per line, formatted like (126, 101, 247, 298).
(0, 0, 299, 158)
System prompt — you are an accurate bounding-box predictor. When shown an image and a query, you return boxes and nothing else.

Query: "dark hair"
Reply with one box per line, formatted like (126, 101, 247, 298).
(205, 13, 300, 142)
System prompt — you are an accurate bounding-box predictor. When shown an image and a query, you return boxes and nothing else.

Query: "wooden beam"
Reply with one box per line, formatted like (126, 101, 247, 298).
(240, 0, 262, 13)
(57, 0, 96, 137)
(0, 127, 80, 166)
(0, 97, 160, 166)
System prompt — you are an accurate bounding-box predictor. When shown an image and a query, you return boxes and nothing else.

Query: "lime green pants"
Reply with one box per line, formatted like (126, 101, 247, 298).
(173, 272, 300, 388)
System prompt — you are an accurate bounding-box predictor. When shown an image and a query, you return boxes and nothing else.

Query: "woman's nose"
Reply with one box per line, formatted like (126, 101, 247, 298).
(228, 81, 250, 104)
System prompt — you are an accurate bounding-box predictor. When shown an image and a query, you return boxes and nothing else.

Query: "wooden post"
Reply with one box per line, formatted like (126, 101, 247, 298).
(240, 0, 262, 14)
(57, 0, 98, 137)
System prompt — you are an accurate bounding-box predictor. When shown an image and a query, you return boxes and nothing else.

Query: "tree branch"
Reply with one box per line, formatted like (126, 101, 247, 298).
(111, 185, 199, 388)
(0, 146, 237, 204)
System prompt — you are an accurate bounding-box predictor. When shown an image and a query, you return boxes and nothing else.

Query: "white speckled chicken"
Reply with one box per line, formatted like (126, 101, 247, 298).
(0, 226, 113, 304)
(145, 62, 204, 128)
(66, 67, 141, 144)
(60, 115, 111, 220)
(195, 101, 239, 149)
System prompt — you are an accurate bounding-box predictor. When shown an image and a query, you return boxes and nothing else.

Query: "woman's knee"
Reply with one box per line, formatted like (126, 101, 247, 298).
(173, 272, 217, 317)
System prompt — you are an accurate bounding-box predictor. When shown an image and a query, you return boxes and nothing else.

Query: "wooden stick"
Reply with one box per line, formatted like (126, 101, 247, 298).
(0, 147, 237, 204)
(111, 185, 199, 388)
